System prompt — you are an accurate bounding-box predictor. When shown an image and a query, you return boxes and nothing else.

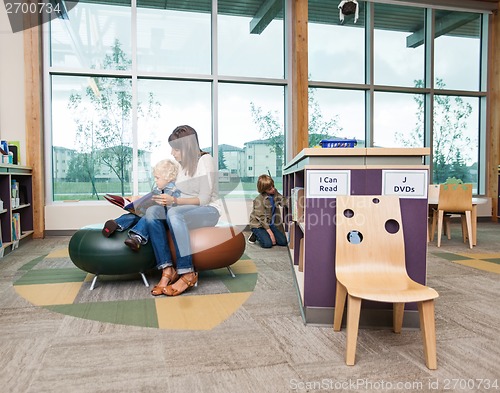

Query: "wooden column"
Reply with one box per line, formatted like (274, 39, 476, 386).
(489, 5, 500, 221)
(291, 0, 309, 158)
(23, 4, 44, 238)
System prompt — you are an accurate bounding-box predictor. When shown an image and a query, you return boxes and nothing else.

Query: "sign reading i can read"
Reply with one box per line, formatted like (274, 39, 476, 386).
(306, 170, 351, 198)
(382, 170, 428, 199)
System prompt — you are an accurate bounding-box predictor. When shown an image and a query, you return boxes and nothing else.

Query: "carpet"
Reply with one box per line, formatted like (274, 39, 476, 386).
(13, 248, 258, 330)
(432, 251, 500, 274)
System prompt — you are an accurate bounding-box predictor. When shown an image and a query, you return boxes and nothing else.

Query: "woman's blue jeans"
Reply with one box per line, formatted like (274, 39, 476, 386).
(144, 204, 220, 273)
(251, 225, 288, 248)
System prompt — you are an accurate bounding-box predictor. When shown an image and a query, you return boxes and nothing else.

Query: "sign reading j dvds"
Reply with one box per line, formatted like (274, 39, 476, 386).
(306, 170, 351, 198)
(382, 170, 428, 199)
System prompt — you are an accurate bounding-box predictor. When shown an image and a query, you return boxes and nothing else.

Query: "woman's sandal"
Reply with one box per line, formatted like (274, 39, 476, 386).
(162, 272, 198, 296)
(151, 268, 179, 296)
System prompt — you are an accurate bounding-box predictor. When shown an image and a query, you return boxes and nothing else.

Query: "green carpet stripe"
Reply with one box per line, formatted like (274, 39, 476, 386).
(239, 253, 250, 260)
(432, 252, 472, 261)
(14, 268, 88, 286)
(482, 258, 500, 265)
(222, 273, 258, 293)
(45, 299, 159, 328)
(19, 255, 48, 271)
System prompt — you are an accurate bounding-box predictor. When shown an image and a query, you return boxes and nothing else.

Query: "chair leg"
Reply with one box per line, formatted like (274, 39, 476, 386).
(461, 215, 467, 243)
(393, 303, 405, 333)
(430, 210, 437, 242)
(345, 295, 362, 366)
(418, 300, 437, 370)
(333, 281, 347, 331)
(444, 216, 451, 240)
(464, 211, 473, 249)
(437, 210, 444, 247)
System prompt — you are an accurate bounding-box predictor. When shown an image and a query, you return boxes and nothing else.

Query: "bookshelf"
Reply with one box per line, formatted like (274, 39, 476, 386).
(0, 164, 33, 256)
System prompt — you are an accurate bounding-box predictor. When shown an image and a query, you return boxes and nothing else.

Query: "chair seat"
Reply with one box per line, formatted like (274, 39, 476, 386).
(342, 281, 439, 303)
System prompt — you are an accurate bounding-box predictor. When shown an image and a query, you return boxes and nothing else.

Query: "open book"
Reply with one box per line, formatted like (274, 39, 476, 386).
(104, 192, 157, 217)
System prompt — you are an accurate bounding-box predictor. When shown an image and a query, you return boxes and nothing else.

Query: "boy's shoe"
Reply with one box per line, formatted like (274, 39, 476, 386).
(102, 220, 118, 238)
(247, 233, 257, 244)
(124, 234, 142, 252)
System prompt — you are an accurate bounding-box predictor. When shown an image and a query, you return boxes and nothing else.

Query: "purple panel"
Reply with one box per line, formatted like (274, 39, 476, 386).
(365, 169, 382, 194)
(400, 198, 428, 284)
(303, 170, 364, 308)
(303, 198, 337, 307)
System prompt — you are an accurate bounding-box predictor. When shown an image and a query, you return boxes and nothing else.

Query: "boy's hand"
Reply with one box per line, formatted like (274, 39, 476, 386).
(267, 228, 276, 245)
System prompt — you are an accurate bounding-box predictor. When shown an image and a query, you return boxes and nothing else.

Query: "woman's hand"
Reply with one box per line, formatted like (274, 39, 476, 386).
(152, 194, 175, 207)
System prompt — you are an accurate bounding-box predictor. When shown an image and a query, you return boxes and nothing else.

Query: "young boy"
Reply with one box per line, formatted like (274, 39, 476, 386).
(102, 159, 180, 251)
(248, 174, 288, 248)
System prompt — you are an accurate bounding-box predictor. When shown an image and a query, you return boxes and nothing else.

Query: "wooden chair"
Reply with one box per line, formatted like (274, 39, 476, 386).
(431, 183, 473, 249)
(428, 184, 450, 242)
(333, 195, 439, 369)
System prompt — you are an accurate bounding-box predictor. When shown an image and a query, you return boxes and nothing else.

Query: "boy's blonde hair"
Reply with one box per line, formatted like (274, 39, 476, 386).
(257, 174, 275, 194)
(153, 159, 179, 182)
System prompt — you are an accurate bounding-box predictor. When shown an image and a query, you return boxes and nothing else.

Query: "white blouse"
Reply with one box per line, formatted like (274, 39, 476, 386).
(175, 154, 222, 214)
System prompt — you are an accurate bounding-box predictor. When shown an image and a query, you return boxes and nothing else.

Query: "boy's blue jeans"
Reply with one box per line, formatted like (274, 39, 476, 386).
(251, 225, 288, 248)
(114, 213, 148, 243)
(144, 205, 220, 273)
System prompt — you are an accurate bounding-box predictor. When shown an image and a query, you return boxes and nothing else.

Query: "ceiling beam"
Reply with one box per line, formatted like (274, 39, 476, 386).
(249, 0, 282, 34)
(407, 12, 478, 48)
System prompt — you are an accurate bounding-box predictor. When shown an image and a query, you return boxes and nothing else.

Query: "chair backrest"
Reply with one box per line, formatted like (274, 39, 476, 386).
(335, 195, 408, 279)
(438, 183, 472, 212)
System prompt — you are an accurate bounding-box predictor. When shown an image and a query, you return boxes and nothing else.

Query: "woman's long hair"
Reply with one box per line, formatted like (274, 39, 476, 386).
(168, 125, 206, 177)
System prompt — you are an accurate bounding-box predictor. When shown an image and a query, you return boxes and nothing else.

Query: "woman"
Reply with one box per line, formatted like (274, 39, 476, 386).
(146, 125, 221, 296)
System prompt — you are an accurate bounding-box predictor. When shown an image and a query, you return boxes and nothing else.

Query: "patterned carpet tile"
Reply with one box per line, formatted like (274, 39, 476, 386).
(12, 249, 258, 330)
(432, 251, 500, 274)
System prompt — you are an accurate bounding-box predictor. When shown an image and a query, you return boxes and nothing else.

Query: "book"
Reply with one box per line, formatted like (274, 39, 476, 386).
(104, 192, 158, 217)
(12, 212, 21, 240)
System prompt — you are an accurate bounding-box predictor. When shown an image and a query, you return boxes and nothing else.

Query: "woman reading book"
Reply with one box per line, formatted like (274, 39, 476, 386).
(146, 125, 221, 297)
(101, 159, 180, 253)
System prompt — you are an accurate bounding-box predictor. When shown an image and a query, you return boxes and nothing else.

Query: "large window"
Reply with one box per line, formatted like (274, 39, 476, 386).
(46, 0, 286, 202)
(308, 1, 488, 193)
(46, 0, 490, 203)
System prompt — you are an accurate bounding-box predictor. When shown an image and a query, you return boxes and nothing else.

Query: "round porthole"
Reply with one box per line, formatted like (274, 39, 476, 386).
(343, 208, 354, 218)
(347, 230, 363, 244)
(385, 219, 400, 234)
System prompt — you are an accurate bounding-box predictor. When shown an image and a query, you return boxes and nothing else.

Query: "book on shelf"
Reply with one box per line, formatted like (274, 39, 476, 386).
(12, 212, 21, 240)
(104, 192, 158, 217)
(291, 187, 305, 222)
(11, 180, 19, 208)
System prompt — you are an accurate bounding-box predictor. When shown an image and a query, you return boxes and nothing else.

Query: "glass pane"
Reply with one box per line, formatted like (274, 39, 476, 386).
(137, 1, 211, 74)
(309, 0, 365, 83)
(373, 92, 424, 147)
(50, 1, 132, 70)
(218, 83, 285, 199)
(218, 0, 284, 78)
(434, 11, 481, 91)
(308, 88, 365, 147)
(374, 3, 425, 87)
(137, 80, 212, 192)
(52, 75, 133, 200)
(433, 95, 478, 188)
